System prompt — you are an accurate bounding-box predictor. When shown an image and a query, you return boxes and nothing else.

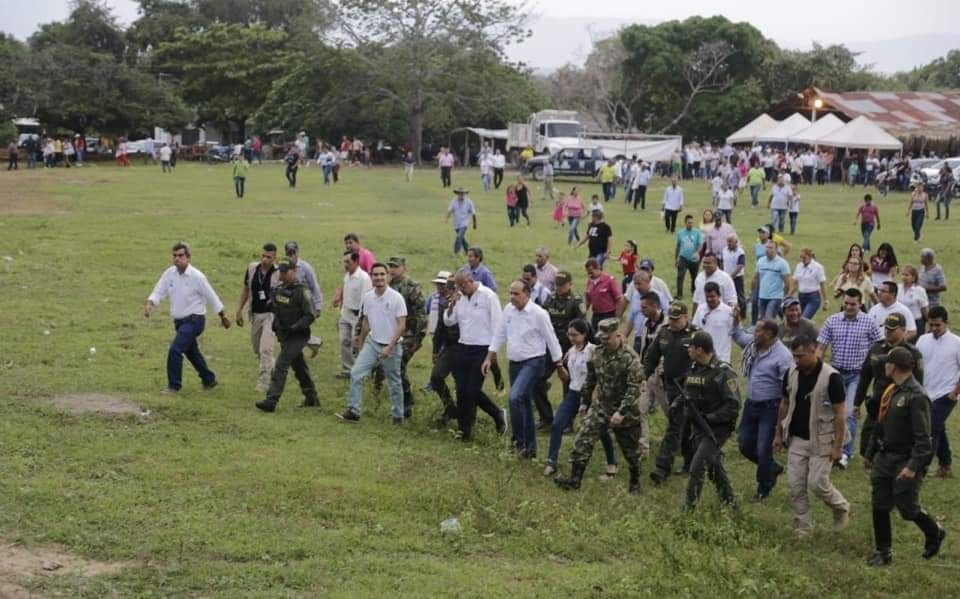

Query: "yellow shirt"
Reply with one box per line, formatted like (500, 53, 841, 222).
(599, 164, 616, 183)
(520, 148, 534, 162)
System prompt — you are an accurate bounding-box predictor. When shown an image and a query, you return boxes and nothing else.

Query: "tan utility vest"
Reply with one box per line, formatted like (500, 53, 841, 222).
(782, 362, 850, 456)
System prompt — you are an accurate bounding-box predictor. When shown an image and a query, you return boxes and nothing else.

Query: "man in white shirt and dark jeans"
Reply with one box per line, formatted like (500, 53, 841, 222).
(916, 306, 960, 478)
(339, 262, 407, 424)
(868, 281, 918, 342)
(484, 280, 562, 457)
(445, 269, 508, 440)
(145, 241, 230, 393)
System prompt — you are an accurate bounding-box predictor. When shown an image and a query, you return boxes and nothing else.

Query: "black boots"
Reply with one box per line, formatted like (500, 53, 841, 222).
(255, 398, 277, 412)
(916, 510, 947, 559)
(555, 462, 586, 490)
(868, 509, 893, 566)
(629, 466, 641, 495)
(300, 394, 319, 408)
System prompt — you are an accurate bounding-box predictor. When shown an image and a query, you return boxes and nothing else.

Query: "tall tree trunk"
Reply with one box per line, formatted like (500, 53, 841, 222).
(411, 106, 424, 166)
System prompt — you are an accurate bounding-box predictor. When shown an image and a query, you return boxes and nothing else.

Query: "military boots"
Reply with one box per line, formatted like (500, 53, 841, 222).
(629, 466, 641, 495)
(554, 462, 586, 490)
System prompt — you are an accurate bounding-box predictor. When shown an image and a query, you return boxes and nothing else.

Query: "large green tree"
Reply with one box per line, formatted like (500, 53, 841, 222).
(154, 23, 296, 139)
(336, 0, 535, 162)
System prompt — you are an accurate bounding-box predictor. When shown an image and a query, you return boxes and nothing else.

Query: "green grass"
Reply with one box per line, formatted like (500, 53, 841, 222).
(0, 162, 958, 598)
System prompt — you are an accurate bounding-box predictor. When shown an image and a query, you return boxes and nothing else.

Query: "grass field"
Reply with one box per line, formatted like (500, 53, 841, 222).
(0, 161, 958, 598)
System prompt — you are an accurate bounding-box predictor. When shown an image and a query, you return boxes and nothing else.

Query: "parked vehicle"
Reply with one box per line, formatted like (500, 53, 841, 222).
(522, 146, 607, 181)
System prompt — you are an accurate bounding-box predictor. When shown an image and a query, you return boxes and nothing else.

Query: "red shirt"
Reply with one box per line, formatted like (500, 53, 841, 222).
(358, 247, 375, 273)
(619, 251, 637, 276)
(585, 272, 623, 314)
(858, 203, 879, 225)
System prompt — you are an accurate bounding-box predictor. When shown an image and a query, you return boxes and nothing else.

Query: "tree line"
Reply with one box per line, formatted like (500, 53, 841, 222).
(1, 2, 957, 156)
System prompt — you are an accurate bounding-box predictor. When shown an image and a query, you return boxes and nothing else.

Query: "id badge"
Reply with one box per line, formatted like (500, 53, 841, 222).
(258, 290, 267, 301)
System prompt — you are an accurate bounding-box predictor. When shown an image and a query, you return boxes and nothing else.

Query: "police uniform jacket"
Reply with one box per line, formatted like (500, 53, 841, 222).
(271, 281, 315, 340)
(864, 376, 933, 473)
(684, 356, 741, 432)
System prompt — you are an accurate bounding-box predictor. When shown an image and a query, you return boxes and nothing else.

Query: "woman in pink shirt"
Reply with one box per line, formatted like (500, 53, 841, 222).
(565, 187, 585, 245)
(854, 193, 880, 251)
(505, 184, 518, 227)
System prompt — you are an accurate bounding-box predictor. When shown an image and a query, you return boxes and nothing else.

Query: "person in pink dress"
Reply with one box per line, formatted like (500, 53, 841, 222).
(505, 184, 519, 227)
(552, 192, 566, 228)
(565, 187, 585, 245)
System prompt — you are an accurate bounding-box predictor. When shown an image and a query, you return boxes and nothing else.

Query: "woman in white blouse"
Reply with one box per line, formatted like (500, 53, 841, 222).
(544, 319, 617, 478)
(899, 265, 929, 335)
(792, 247, 828, 318)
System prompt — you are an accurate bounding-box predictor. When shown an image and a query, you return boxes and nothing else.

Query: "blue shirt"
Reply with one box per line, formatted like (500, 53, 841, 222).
(676, 228, 702, 262)
(756, 255, 790, 300)
(467, 264, 497, 291)
(448, 197, 475, 229)
(732, 328, 794, 401)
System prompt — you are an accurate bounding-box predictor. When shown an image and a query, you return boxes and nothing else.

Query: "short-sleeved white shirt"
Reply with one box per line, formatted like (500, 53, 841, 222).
(360, 287, 407, 344)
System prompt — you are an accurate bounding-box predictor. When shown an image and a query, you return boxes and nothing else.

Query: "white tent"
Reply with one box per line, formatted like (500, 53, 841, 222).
(787, 113, 846, 145)
(814, 115, 903, 151)
(755, 113, 811, 144)
(726, 114, 779, 145)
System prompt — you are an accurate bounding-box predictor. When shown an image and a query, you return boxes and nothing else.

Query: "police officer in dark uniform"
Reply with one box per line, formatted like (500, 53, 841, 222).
(646, 302, 699, 484)
(682, 331, 741, 508)
(255, 258, 318, 412)
(864, 346, 946, 566)
(535, 271, 585, 427)
(429, 274, 459, 426)
(854, 313, 924, 460)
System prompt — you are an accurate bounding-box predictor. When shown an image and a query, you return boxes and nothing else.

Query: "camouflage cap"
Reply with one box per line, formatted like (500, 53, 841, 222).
(595, 318, 620, 340)
(386, 256, 406, 267)
(555, 270, 572, 285)
(277, 257, 296, 272)
(884, 313, 907, 329)
(881, 346, 915, 369)
(667, 302, 688, 319)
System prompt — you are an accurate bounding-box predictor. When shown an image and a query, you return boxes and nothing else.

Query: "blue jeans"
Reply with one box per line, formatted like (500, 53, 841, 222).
(322, 164, 332, 184)
(861, 222, 874, 250)
(567, 217, 580, 243)
(840, 370, 861, 458)
(592, 253, 607, 268)
(547, 389, 617, 467)
(757, 297, 781, 320)
(481, 173, 492, 193)
(348, 338, 404, 418)
(167, 315, 216, 390)
(931, 395, 955, 467)
(750, 184, 761, 206)
(737, 398, 782, 496)
(798, 291, 821, 319)
(771, 208, 787, 232)
(508, 357, 545, 455)
(453, 227, 469, 255)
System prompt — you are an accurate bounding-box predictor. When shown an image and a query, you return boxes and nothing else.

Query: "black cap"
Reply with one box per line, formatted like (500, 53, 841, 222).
(684, 331, 714, 352)
(277, 257, 296, 272)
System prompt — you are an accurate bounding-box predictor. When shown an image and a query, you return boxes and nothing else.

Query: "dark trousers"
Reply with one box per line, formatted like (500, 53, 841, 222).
(532, 354, 558, 425)
(676, 257, 699, 299)
(493, 168, 504, 189)
(602, 182, 614, 202)
(590, 311, 616, 336)
(653, 385, 693, 477)
(664, 209, 679, 232)
(234, 176, 245, 198)
(507, 206, 518, 226)
(931, 395, 955, 467)
(632, 185, 647, 210)
(861, 222, 874, 251)
(167, 315, 216, 390)
(686, 430, 736, 508)
(441, 166, 452, 187)
(911, 210, 925, 241)
(737, 398, 782, 497)
(733, 276, 747, 319)
(452, 344, 504, 439)
(871, 452, 940, 551)
(430, 348, 457, 413)
(7, 154, 17, 170)
(285, 164, 298, 188)
(264, 333, 317, 405)
(802, 166, 814, 185)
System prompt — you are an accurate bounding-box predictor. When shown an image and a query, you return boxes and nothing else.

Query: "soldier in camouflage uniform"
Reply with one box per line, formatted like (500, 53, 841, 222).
(256, 258, 318, 412)
(645, 302, 699, 484)
(555, 318, 644, 494)
(387, 256, 426, 418)
(682, 331, 741, 508)
(864, 346, 946, 566)
(854, 313, 924, 459)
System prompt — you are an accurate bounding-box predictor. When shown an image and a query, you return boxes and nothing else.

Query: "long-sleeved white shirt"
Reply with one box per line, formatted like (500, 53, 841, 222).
(692, 302, 734, 363)
(340, 268, 372, 322)
(692, 269, 738, 307)
(916, 330, 960, 400)
(148, 264, 224, 319)
(489, 300, 562, 363)
(663, 186, 684, 210)
(443, 283, 502, 347)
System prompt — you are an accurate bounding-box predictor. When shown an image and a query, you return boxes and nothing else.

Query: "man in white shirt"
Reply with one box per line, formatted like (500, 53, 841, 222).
(631, 163, 652, 210)
(492, 149, 506, 189)
(768, 175, 793, 234)
(145, 241, 230, 393)
(480, 151, 493, 193)
(333, 250, 372, 379)
(339, 262, 407, 424)
(484, 280, 563, 457)
(662, 176, 684, 233)
(693, 251, 737, 315)
(868, 281, 918, 341)
(445, 269, 508, 440)
(692, 282, 735, 363)
(159, 144, 173, 173)
(521, 264, 551, 306)
(916, 306, 960, 478)
(721, 235, 746, 317)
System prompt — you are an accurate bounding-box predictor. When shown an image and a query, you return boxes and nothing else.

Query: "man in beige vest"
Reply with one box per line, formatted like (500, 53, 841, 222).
(236, 243, 280, 391)
(775, 334, 851, 537)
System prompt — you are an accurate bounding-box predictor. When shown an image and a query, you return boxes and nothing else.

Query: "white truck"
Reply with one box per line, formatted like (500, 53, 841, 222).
(507, 110, 681, 163)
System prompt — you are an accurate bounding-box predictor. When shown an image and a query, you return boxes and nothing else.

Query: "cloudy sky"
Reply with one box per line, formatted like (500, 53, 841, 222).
(5, 0, 960, 73)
